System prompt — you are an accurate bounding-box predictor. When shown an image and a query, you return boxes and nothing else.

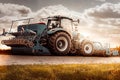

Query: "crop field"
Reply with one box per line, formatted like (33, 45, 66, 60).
(0, 64, 120, 80)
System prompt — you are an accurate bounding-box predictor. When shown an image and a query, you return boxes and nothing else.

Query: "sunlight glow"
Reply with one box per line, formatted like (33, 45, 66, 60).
(79, 30, 118, 48)
(0, 45, 11, 50)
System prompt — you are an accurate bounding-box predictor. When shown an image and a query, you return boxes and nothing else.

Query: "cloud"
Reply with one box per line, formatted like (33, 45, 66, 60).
(82, 3, 120, 46)
(32, 5, 81, 19)
(27, 4, 82, 27)
(96, 0, 106, 2)
(0, 3, 31, 17)
(83, 3, 120, 27)
(0, 3, 32, 34)
(84, 3, 120, 19)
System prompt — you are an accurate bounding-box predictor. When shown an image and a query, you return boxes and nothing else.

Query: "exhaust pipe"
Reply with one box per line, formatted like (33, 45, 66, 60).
(2, 28, 5, 35)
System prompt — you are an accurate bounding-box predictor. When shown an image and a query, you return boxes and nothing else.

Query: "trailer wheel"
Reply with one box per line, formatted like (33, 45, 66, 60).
(80, 40, 94, 56)
(49, 32, 71, 55)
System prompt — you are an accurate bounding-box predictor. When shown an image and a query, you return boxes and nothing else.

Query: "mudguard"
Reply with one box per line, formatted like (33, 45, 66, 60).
(47, 28, 72, 38)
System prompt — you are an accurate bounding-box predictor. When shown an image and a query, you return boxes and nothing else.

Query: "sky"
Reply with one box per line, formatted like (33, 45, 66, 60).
(0, 0, 120, 48)
(0, 0, 120, 12)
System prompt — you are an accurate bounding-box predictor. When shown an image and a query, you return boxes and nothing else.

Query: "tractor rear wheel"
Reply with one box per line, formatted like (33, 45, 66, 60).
(49, 32, 71, 55)
(80, 40, 94, 56)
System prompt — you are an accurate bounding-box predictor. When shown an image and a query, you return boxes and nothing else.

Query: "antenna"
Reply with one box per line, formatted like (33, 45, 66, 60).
(9, 21, 14, 33)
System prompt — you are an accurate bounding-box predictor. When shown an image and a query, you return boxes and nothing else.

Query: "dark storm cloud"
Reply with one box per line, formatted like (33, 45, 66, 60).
(0, 3, 31, 17)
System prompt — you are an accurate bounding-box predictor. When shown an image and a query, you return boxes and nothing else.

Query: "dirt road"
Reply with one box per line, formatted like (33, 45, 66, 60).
(0, 54, 120, 65)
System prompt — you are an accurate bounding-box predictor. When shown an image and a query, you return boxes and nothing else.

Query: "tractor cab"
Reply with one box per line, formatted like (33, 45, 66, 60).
(46, 16, 80, 38)
(47, 16, 79, 30)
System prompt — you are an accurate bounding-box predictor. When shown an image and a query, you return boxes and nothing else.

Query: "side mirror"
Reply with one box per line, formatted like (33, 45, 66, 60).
(73, 19, 80, 26)
(73, 19, 80, 23)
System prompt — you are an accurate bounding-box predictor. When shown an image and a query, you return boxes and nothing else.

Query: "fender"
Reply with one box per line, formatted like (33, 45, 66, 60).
(47, 28, 72, 38)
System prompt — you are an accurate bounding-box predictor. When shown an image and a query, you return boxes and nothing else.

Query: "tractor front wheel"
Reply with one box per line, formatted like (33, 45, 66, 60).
(80, 40, 94, 56)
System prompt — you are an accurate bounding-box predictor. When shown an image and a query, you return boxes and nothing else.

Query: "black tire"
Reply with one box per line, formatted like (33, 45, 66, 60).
(80, 40, 94, 56)
(49, 32, 71, 55)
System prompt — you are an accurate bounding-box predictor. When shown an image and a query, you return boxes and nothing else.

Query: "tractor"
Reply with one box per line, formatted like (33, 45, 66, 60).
(1, 16, 95, 56)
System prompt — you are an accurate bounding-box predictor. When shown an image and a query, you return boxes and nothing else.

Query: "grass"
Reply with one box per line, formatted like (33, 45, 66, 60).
(0, 64, 120, 80)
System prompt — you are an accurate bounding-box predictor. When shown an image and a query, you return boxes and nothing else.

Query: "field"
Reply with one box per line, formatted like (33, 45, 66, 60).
(0, 64, 120, 80)
(0, 50, 120, 80)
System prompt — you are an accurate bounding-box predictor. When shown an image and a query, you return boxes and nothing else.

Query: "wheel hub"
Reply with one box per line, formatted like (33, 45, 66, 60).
(56, 37, 68, 52)
(84, 43, 93, 54)
(86, 46, 89, 51)
(57, 40, 65, 49)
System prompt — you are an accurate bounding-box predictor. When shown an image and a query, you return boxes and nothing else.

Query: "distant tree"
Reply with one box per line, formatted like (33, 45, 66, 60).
(119, 46, 120, 53)
(116, 46, 120, 53)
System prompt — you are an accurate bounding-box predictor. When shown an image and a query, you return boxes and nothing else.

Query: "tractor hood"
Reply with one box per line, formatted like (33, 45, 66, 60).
(9, 29, 36, 37)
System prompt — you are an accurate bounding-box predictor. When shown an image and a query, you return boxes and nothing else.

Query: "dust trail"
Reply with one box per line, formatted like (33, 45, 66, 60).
(0, 34, 14, 50)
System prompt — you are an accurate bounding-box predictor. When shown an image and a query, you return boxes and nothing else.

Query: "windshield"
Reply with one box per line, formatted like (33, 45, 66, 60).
(61, 19, 73, 34)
